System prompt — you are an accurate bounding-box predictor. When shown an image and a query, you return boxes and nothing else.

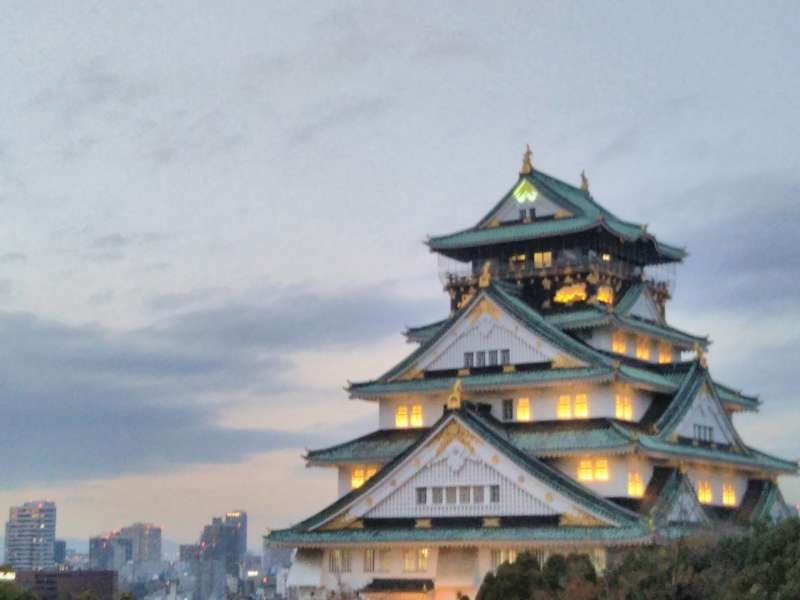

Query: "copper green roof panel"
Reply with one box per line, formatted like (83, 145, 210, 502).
(507, 420, 635, 456)
(404, 319, 448, 344)
(306, 429, 424, 465)
(267, 524, 651, 546)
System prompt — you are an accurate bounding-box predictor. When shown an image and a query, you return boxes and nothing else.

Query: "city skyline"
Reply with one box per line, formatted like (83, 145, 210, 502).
(1, 1, 799, 544)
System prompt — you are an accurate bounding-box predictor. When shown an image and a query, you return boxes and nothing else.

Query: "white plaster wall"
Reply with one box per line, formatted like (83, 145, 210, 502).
(491, 189, 564, 222)
(318, 547, 440, 593)
(552, 455, 655, 498)
(684, 466, 748, 508)
(674, 387, 737, 445)
(377, 383, 654, 430)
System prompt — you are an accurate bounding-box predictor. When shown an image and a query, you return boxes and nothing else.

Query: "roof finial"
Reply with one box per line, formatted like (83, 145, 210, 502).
(580, 170, 590, 193)
(447, 379, 463, 410)
(519, 144, 533, 175)
(478, 261, 492, 288)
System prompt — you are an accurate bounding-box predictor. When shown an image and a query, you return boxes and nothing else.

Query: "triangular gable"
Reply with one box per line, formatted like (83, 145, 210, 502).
(650, 471, 710, 526)
(657, 367, 744, 449)
(617, 284, 662, 323)
(756, 482, 795, 522)
(311, 411, 640, 531)
(388, 288, 594, 381)
(476, 175, 580, 229)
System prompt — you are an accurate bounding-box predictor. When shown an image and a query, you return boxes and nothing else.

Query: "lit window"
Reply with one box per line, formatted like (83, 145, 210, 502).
(351, 467, 365, 489)
(574, 394, 589, 418)
(395, 405, 409, 428)
(410, 405, 423, 428)
(601, 253, 611, 262)
(612, 331, 627, 354)
(658, 342, 672, 364)
(366, 466, 377, 479)
(510, 254, 526, 266)
(517, 398, 531, 422)
(403, 549, 429, 572)
(697, 480, 713, 504)
(722, 483, 736, 507)
(364, 549, 375, 573)
(328, 549, 351, 573)
(533, 251, 552, 269)
(594, 458, 609, 481)
(502, 399, 514, 421)
(628, 472, 644, 497)
(635, 337, 651, 360)
(491, 549, 518, 570)
(557, 395, 572, 419)
(615, 395, 633, 421)
(554, 283, 587, 304)
(578, 459, 594, 481)
(597, 285, 614, 304)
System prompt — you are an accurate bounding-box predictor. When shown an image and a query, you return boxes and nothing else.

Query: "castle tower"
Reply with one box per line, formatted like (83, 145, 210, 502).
(268, 150, 796, 600)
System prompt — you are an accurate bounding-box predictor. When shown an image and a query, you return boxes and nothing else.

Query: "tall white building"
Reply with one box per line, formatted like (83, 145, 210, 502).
(5, 501, 57, 571)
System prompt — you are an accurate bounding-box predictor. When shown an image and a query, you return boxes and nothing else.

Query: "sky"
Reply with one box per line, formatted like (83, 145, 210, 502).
(1, 1, 799, 552)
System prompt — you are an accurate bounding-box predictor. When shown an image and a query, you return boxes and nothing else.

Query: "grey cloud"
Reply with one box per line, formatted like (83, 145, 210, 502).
(150, 288, 225, 312)
(291, 97, 393, 145)
(0, 283, 440, 488)
(0, 252, 26, 263)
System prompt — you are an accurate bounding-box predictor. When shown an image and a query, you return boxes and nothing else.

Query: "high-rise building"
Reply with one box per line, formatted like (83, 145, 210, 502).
(199, 517, 239, 577)
(119, 523, 162, 562)
(53, 540, 66, 566)
(268, 148, 798, 599)
(89, 534, 133, 571)
(4, 501, 56, 571)
(224, 511, 247, 557)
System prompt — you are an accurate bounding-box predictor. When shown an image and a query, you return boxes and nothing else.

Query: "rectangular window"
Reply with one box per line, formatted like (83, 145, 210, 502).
(658, 342, 672, 364)
(488, 350, 498, 366)
(578, 459, 594, 482)
(594, 458, 609, 481)
(501, 349, 511, 365)
(377, 549, 391, 572)
(694, 424, 714, 443)
(502, 399, 514, 421)
(364, 549, 375, 573)
(697, 480, 713, 504)
(366, 466, 377, 479)
(533, 251, 553, 269)
(628, 472, 644, 497)
(432, 487, 443, 505)
(395, 405, 409, 428)
(510, 254, 526, 266)
(464, 352, 474, 368)
(574, 394, 589, 418)
(491, 549, 518, 570)
(529, 208, 536, 221)
(517, 397, 531, 422)
(601, 253, 612, 262)
(476, 351, 486, 367)
(596, 286, 614, 304)
(445, 486, 457, 504)
(459, 486, 471, 504)
(351, 467, 365, 489)
(416, 488, 427, 505)
(722, 483, 736, 507)
(557, 395, 572, 419)
(328, 549, 351, 573)
(473, 486, 485, 504)
(490, 485, 500, 503)
(615, 395, 633, 421)
(410, 405, 423, 428)
(612, 331, 628, 354)
(519, 209, 527, 222)
(403, 549, 428, 572)
(636, 337, 651, 360)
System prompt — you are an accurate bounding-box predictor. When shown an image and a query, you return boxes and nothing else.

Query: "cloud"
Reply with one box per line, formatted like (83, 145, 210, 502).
(0, 283, 439, 488)
(0, 252, 26, 263)
(290, 97, 393, 145)
(150, 288, 225, 312)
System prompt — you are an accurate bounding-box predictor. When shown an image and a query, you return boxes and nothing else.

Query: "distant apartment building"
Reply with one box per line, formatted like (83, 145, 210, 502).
(53, 540, 67, 566)
(119, 522, 161, 562)
(224, 511, 247, 558)
(179, 544, 201, 562)
(15, 570, 117, 600)
(4, 501, 56, 570)
(89, 534, 133, 571)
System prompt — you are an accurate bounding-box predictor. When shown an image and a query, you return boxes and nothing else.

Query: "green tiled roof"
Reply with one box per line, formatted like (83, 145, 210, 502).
(427, 170, 686, 262)
(507, 420, 635, 456)
(714, 381, 760, 411)
(306, 429, 425, 465)
(267, 524, 651, 547)
(404, 319, 447, 344)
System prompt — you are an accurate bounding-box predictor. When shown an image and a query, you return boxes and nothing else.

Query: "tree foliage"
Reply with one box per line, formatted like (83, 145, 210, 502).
(477, 518, 800, 600)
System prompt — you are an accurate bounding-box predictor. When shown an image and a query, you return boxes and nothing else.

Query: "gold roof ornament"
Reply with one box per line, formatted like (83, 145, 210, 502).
(519, 144, 533, 175)
(580, 170, 590, 193)
(693, 342, 708, 369)
(478, 260, 492, 288)
(447, 379, 463, 410)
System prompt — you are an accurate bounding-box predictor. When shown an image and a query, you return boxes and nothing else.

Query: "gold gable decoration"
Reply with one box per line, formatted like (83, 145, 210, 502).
(519, 144, 533, 175)
(429, 420, 480, 456)
(551, 354, 583, 369)
(320, 512, 357, 531)
(469, 297, 501, 322)
(446, 379, 463, 410)
(559, 510, 605, 528)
